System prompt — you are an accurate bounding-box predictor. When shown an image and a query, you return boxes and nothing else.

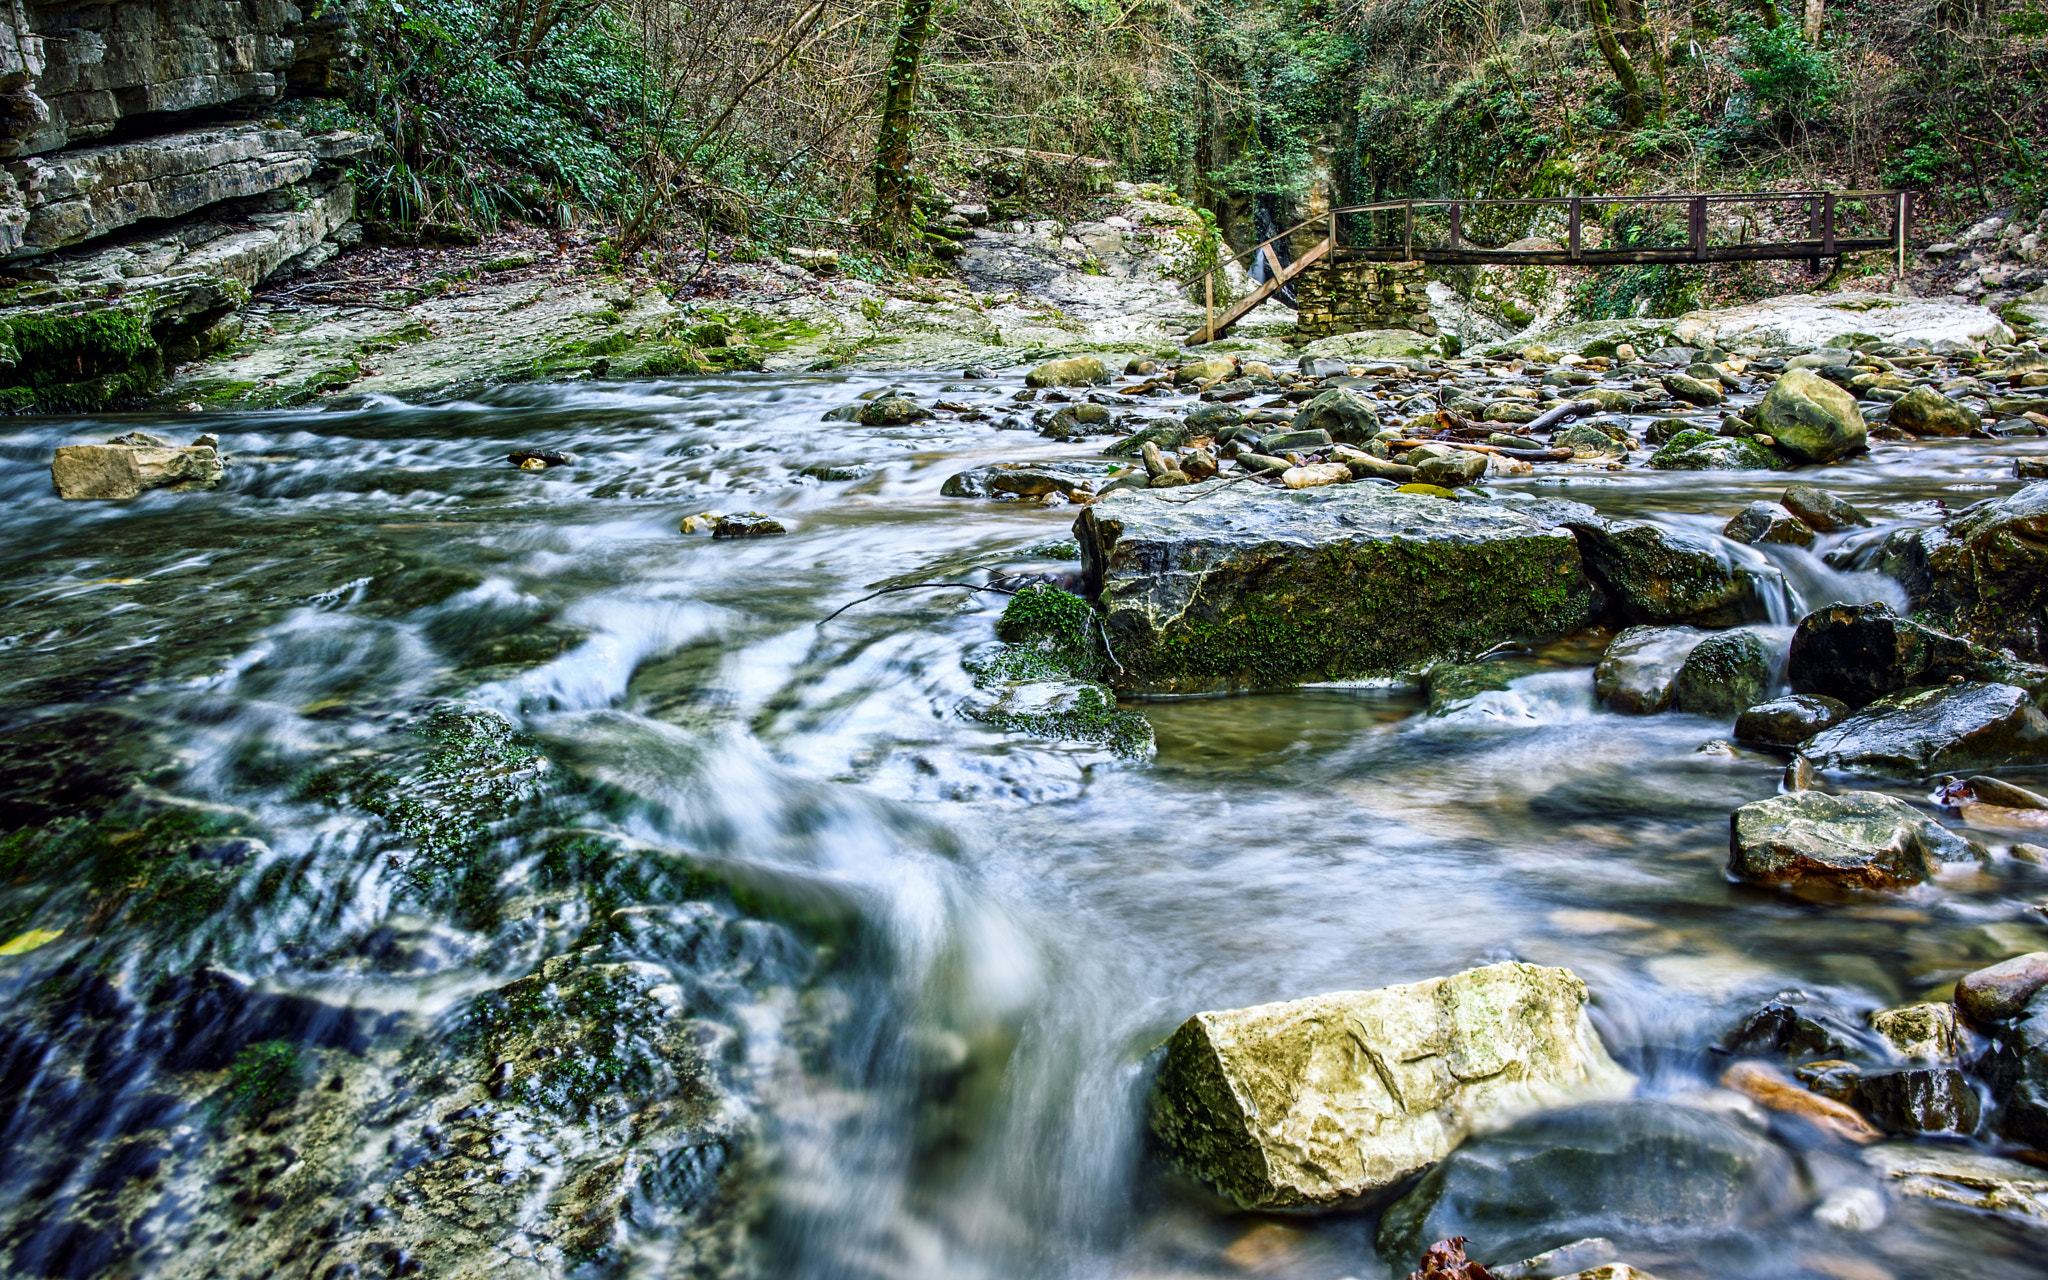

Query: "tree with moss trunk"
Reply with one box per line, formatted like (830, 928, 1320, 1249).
(1588, 0, 1648, 127)
(870, 0, 938, 246)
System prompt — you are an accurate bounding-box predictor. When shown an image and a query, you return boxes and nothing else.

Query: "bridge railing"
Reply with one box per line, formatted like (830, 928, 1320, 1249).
(1184, 189, 1915, 345)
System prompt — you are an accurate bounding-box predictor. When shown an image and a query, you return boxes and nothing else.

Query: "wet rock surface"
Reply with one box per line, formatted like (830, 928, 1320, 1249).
(1800, 681, 2048, 779)
(1594, 626, 1707, 715)
(1786, 602, 2037, 708)
(1875, 482, 2048, 663)
(1671, 628, 1777, 717)
(1563, 519, 1774, 628)
(1728, 790, 1981, 889)
(1734, 694, 1850, 748)
(1376, 1101, 1801, 1270)
(1754, 368, 1867, 463)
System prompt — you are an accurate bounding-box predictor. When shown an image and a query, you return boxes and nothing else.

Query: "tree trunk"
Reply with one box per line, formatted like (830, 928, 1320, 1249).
(1637, 3, 1671, 119)
(1613, 0, 1643, 48)
(1754, 0, 1782, 28)
(1803, 0, 1825, 41)
(1588, 0, 1647, 128)
(870, 0, 938, 245)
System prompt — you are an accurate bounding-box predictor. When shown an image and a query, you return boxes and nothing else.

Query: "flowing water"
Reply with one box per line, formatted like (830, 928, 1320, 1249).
(3, 370, 2048, 1280)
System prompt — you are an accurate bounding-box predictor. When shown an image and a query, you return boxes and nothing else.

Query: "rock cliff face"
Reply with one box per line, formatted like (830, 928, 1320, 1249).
(0, 0, 362, 413)
(1, 0, 352, 158)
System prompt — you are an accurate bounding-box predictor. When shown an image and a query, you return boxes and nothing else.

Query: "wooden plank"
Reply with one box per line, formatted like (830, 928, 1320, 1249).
(1185, 235, 1333, 344)
(1341, 240, 1893, 267)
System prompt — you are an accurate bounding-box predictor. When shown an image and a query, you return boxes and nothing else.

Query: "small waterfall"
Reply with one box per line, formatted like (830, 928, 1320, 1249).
(1251, 195, 1296, 308)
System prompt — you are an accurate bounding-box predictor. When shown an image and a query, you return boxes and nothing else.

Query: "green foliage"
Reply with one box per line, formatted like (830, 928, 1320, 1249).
(1887, 120, 1958, 189)
(2001, 2, 2048, 37)
(1734, 19, 1838, 135)
(1571, 208, 1701, 321)
(0, 801, 249, 938)
(347, 0, 641, 230)
(995, 584, 1100, 673)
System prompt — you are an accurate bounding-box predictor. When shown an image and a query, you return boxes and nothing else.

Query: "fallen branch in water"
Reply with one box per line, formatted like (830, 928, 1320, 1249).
(818, 573, 1050, 625)
(1524, 397, 1604, 434)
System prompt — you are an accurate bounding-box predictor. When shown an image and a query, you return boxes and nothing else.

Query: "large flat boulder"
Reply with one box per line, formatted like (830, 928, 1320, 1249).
(1073, 484, 1597, 695)
(1149, 962, 1631, 1210)
(1667, 291, 2012, 355)
(1799, 681, 2048, 779)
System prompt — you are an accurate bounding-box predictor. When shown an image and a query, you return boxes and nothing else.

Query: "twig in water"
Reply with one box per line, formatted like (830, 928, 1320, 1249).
(817, 580, 1021, 625)
(1151, 473, 1261, 503)
(1092, 611, 1126, 677)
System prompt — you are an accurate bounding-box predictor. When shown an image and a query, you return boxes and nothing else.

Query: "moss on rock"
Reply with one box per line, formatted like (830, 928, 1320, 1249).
(1648, 429, 1786, 472)
(960, 586, 1153, 756)
(1075, 484, 1596, 695)
(0, 306, 164, 413)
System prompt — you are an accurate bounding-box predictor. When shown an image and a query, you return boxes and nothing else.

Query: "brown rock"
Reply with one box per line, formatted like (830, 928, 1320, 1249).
(1955, 952, 2048, 1024)
(1719, 1061, 1883, 1144)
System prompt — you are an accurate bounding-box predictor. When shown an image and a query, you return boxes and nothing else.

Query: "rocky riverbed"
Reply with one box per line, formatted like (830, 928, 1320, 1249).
(16, 279, 2048, 1280)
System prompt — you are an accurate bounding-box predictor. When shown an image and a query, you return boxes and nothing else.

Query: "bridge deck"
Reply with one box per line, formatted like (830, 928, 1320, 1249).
(1187, 190, 1914, 345)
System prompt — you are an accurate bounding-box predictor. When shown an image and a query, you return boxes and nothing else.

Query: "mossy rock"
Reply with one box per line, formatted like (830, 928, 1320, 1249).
(623, 343, 712, 377)
(1648, 429, 1785, 472)
(0, 305, 163, 412)
(960, 586, 1152, 756)
(1672, 627, 1774, 716)
(1075, 484, 1596, 695)
(297, 704, 556, 923)
(993, 583, 1105, 680)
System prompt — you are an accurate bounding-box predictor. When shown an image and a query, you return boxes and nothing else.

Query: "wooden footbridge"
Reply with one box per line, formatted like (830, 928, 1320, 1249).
(1189, 189, 1916, 345)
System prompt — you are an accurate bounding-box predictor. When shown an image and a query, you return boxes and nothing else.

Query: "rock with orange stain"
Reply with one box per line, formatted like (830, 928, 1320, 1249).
(1719, 1061, 1883, 1144)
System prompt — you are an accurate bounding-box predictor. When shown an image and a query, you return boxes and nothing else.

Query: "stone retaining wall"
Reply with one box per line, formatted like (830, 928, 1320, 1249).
(1293, 256, 1437, 338)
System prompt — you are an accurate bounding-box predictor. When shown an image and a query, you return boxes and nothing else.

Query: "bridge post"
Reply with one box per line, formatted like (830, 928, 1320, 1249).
(1403, 202, 1413, 259)
(1896, 191, 1910, 279)
(1689, 196, 1706, 262)
(1568, 198, 1581, 261)
(1822, 193, 1836, 259)
(1807, 195, 1822, 276)
(1448, 202, 1461, 251)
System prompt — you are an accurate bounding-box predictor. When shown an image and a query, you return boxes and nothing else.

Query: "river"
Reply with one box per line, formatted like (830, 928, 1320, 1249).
(2, 368, 2046, 1280)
